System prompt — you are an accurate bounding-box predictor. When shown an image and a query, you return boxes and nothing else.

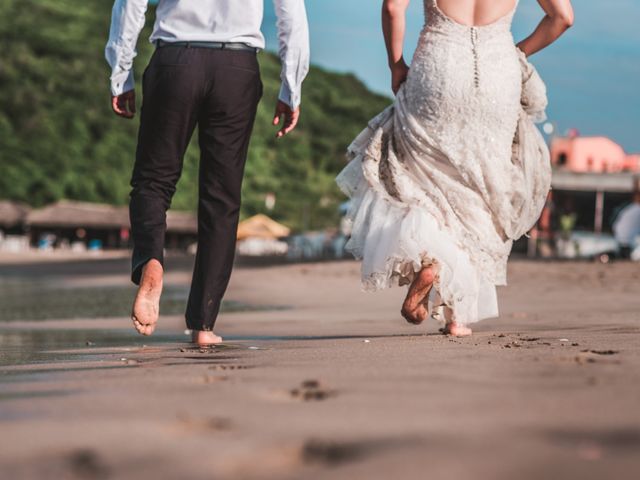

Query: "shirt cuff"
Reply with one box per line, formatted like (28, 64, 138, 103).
(110, 69, 135, 97)
(278, 82, 301, 110)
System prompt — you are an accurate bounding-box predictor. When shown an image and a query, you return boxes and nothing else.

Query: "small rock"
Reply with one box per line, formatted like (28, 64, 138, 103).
(363, 339, 370, 343)
(85, 341, 95, 346)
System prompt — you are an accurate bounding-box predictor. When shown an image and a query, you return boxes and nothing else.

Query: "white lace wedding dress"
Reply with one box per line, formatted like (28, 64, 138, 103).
(336, 0, 550, 325)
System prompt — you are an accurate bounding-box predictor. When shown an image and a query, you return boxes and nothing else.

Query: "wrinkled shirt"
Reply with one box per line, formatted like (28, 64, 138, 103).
(105, 0, 309, 108)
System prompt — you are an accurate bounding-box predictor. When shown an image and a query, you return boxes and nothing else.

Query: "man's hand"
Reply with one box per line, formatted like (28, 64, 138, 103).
(272, 100, 300, 138)
(390, 58, 409, 95)
(111, 90, 136, 119)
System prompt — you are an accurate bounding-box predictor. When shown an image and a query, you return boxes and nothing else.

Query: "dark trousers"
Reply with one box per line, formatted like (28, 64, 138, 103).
(129, 45, 263, 331)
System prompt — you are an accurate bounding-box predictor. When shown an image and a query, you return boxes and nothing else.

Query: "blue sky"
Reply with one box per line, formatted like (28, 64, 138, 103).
(263, 0, 640, 152)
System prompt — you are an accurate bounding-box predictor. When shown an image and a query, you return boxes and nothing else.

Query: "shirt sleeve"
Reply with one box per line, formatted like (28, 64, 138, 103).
(273, 0, 310, 109)
(105, 0, 149, 96)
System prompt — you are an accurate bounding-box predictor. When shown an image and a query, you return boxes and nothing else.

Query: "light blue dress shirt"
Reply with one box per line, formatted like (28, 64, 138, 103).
(105, 0, 310, 108)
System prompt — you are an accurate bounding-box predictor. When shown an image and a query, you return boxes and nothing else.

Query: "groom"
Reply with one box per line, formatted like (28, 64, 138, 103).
(105, 0, 309, 344)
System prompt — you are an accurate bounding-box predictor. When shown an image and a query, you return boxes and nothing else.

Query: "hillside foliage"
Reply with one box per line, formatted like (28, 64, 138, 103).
(0, 0, 390, 231)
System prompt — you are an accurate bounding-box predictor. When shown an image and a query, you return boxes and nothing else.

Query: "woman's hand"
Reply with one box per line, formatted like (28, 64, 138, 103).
(390, 58, 409, 95)
(382, 0, 410, 94)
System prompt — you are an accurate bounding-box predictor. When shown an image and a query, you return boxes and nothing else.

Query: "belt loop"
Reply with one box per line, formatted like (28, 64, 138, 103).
(186, 41, 191, 49)
(221, 42, 226, 50)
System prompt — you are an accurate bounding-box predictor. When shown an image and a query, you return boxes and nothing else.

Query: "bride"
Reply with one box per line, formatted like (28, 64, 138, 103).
(336, 0, 573, 336)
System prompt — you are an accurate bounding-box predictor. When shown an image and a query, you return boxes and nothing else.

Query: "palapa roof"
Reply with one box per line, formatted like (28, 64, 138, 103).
(27, 200, 129, 229)
(26, 200, 197, 233)
(237, 214, 290, 240)
(0, 201, 31, 228)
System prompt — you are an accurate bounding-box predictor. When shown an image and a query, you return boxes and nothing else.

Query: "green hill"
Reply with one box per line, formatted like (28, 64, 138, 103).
(0, 0, 390, 231)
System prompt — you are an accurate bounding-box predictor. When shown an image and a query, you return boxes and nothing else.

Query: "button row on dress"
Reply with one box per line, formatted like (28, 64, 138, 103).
(470, 27, 480, 88)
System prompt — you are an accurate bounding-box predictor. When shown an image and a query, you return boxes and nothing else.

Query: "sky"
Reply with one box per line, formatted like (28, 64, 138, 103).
(263, 0, 640, 152)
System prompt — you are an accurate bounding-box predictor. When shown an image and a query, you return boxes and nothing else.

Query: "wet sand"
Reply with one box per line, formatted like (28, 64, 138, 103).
(1, 256, 640, 479)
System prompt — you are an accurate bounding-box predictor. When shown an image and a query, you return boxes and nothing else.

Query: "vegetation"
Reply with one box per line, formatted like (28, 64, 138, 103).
(0, 0, 390, 231)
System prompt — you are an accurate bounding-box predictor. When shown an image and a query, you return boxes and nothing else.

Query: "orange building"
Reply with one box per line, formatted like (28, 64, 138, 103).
(551, 136, 640, 173)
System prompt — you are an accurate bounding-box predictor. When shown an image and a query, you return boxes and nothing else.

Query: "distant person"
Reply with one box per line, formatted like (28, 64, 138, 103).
(613, 192, 640, 259)
(337, 0, 573, 336)
(105, 1, 309, 344)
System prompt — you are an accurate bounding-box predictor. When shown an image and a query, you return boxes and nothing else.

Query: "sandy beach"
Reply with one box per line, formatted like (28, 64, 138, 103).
(1, 255, 640, 479)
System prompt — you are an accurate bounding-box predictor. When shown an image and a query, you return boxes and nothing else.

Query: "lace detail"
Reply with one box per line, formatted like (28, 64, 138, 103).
(335, 0, 550, 325)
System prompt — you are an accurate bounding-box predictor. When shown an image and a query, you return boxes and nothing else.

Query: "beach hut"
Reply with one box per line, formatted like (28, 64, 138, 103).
(236, 214, 290, 256)
(25, 200, 198, 250)
(0, 201, 31, 251)
(26, 200, 129, 249)
(237, 214, 290, 241)
(549, 136, 640, 234)
(526, 135, 640, 259)
(0, 201, 30, 234)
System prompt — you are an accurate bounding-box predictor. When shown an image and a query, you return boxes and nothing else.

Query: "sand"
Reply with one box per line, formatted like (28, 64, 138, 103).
(1, 255, 639, 479)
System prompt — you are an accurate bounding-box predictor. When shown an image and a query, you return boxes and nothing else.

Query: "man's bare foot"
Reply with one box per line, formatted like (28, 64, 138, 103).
(401, 266, 435, 324)
(131, 259, 163, 336)
(442, 322, 473, 337)
(191, 330, 223, 345)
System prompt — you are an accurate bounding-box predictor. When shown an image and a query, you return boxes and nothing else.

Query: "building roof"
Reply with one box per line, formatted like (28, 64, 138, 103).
(0, 201, 31, 228)
(26, 200, 197, 233)
(26, 200, 129, 229)
(237, 214, 290, 240)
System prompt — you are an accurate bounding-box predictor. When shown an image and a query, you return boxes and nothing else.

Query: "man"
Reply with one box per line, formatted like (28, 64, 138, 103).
(105, 0, 309, 345)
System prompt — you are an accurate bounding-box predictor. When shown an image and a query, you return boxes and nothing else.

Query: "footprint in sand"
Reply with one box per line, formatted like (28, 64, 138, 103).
(209, 364, 254, 371)
(67, 449, 110, 479)
(586, 349, 619, 355)
(289, 379, 335, 402)
(202, 374, 229, 384)
(176, 413, 232, 432)
(573, 350, 621, 365)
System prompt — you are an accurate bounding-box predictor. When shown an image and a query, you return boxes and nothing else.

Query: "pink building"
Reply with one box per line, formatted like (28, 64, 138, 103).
(551, 136, 640, 173)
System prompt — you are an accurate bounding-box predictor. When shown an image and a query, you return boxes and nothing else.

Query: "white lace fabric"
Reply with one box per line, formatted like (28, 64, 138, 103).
(336, 0, 551, 325)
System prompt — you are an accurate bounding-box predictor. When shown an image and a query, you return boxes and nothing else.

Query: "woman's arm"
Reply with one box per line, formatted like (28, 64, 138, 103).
(517, 0, 574, 56)
(382, 0, 411, 94)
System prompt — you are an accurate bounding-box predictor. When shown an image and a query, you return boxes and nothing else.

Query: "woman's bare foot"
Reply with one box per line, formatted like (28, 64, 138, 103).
(442, 322, 473, 337)
(131, 259, 163, 336)
(401, 266, 435, 324)
(191, 330, 223, 345)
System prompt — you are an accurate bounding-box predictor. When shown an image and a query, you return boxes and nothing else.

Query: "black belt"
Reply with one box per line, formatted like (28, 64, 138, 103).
(155, 39, 258, 52)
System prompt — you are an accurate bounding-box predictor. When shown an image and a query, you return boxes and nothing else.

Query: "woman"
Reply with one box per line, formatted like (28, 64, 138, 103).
(336, 0, 573, 336)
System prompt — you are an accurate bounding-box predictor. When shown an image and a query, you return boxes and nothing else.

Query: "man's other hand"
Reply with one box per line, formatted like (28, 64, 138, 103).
(111, 90, 136, 119)
(272, 100, 300, 138)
